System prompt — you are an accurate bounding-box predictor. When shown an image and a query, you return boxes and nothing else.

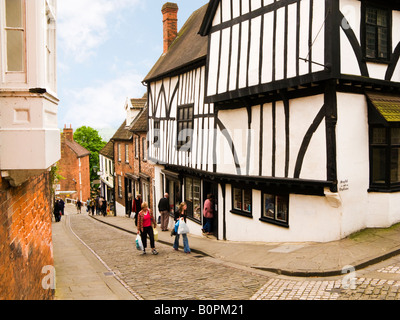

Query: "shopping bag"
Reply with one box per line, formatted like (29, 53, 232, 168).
(153, 228, 159, 241)
(135, 234, 143, 251)
(178, 219, 189, 234)
(174, 220, 180, 233)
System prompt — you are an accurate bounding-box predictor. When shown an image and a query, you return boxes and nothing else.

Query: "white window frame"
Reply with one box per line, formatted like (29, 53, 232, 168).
(1, 0, 27, 82)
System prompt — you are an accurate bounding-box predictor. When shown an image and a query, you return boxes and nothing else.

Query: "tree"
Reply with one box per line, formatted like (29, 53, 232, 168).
(73, 126, 106, 182)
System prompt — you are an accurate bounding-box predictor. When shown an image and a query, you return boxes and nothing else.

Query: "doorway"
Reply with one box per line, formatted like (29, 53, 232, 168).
(203, 181, 218, 238)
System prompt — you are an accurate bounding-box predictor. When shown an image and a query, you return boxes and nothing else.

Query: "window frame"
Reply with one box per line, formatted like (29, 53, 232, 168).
(230, 186, 252, 218)
(260, 192, 290, 228)
(2, 0, 27, 81)
(125, 144, 129, 163)
(176, 104, 194, 151)
(153, 119, 160, 148)
(184, 176, 201, 222)
(369, 124, 400, 192)
(361, 2, 392, 63)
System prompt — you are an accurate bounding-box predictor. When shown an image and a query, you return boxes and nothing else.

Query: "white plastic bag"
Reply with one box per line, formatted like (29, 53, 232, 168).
(178, 219, 189, 234)
(135, 234, 143, 251)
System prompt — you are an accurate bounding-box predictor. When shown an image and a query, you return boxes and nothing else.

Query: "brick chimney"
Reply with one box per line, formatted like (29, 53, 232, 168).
(63, 124, 74, 141)
(162, 2, 178, 54)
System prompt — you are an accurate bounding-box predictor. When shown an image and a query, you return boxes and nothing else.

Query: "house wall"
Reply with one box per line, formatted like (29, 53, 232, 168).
(58, 135, 90, 202)
(114, 140, 134, 216)
(0, 173, 54, 300)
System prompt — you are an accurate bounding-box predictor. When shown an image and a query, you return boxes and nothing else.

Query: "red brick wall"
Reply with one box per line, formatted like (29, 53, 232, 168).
(133, 133, 155, 213)
(58, 134, 91, 202)
(0, 173, 54, 300)
(114, 141, 134, 212)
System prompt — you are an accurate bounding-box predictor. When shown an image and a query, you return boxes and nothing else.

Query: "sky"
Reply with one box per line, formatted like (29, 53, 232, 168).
(57, 0, 209, 139)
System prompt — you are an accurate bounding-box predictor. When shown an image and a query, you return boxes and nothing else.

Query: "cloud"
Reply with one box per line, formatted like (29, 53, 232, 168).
(57, 0, 140, 62)
(60, 70, 146, 129)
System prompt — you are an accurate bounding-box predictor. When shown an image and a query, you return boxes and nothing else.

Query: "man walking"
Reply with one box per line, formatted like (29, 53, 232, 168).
(158, 193, 170, 231)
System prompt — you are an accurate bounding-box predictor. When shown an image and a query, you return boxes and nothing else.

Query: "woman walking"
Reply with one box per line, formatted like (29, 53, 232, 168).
(173, 202, 191, 254)
(137, 202, 158, 255)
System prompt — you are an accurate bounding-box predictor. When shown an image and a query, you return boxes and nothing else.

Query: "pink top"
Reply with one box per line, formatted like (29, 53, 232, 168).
(143, 211, 152, 227)
(203, 199, 213, 218)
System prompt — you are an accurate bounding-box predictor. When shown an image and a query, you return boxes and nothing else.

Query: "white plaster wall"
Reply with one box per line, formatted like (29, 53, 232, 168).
(223, 184, 342, 243)
(336, 93, 370, 237)
(288, 94, 326, 180)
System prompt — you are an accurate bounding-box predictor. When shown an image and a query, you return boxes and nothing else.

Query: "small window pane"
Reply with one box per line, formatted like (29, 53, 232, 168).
(6, 0, 23, 28)
(391, 148, 400, 183)
(366, 7, 377, 24)
(276, 195, 289, 223)
(243, 189, 251, 212)
(366, 26, 376, 59)
(378, 27, 388, 59)
(6, 30, 24, 71)
(233, 188, 242, 210)
(377, 9, 388, 27)
(263, 194, 275, 219)
(372, 148, 386, 183)
(372, 128, 386, 144)
(391, 128, 400, 145)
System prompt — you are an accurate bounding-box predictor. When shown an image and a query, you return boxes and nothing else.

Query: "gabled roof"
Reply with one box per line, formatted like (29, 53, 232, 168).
(129, 106, 148, 133)
(111, 121, 133, 141)
(199, 0, 219, 36)
(65, 140, 91, 158)
(99, 140, 114, 159)
(143, 3, 209, 83)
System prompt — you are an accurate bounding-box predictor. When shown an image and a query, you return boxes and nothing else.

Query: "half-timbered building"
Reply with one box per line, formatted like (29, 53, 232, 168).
(146, 0, 400, 243)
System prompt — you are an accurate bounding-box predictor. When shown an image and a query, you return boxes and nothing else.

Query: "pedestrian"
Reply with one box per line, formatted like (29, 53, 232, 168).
(59, 198, 65, 216)
(54, 199, 61, 222)
(136, 202, 158, 255)
(76, 199, 82, 214)
(90, 198, 95, 215)
(95, 196, 100, 215)
(158, 193, 170, 231)
(173, 202, 191, 254)
(132, 194, 142, 226)
(101, 198, 107, 216)
(202, 194, 214, 235)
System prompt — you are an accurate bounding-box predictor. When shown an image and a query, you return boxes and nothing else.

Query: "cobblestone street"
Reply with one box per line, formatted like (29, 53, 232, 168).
(66, 213, 400, 301)
(68, 214, 270, 300)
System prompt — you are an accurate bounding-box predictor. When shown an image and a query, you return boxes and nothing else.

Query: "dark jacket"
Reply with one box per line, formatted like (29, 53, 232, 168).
(158, 197, 169, 212)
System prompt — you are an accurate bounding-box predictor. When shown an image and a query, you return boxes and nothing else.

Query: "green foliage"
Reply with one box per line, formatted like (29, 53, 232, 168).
(73, 126, 106, 182)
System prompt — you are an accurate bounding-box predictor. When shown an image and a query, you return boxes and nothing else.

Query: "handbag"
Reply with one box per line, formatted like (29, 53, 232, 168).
(153, 228, 159, 241)
(135, 234, 143, 251)
(178, 219, 189, 234)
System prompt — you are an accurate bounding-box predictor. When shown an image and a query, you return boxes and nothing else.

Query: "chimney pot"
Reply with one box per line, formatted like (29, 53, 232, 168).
(162, 2, 178, 54)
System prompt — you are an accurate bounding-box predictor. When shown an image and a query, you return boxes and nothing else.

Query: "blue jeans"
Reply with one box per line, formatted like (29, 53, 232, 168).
(173, 233, 190, 253)
(203, 218, 212, 233)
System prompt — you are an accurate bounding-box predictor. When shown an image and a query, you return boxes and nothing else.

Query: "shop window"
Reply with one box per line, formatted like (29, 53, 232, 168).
(260, 193, 289, 227)
(184, 176, 201, 221)
(231, 187, 252, 217)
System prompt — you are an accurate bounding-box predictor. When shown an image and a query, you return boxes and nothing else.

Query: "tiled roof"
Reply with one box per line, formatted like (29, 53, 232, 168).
(130, 107, 148, 133)
(99, 140, 114, 158)
(143, 4, 208, 82)
(111, 120, 133, 141)
(366, 92, 400, 122)
(65, 140, 91, 158)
